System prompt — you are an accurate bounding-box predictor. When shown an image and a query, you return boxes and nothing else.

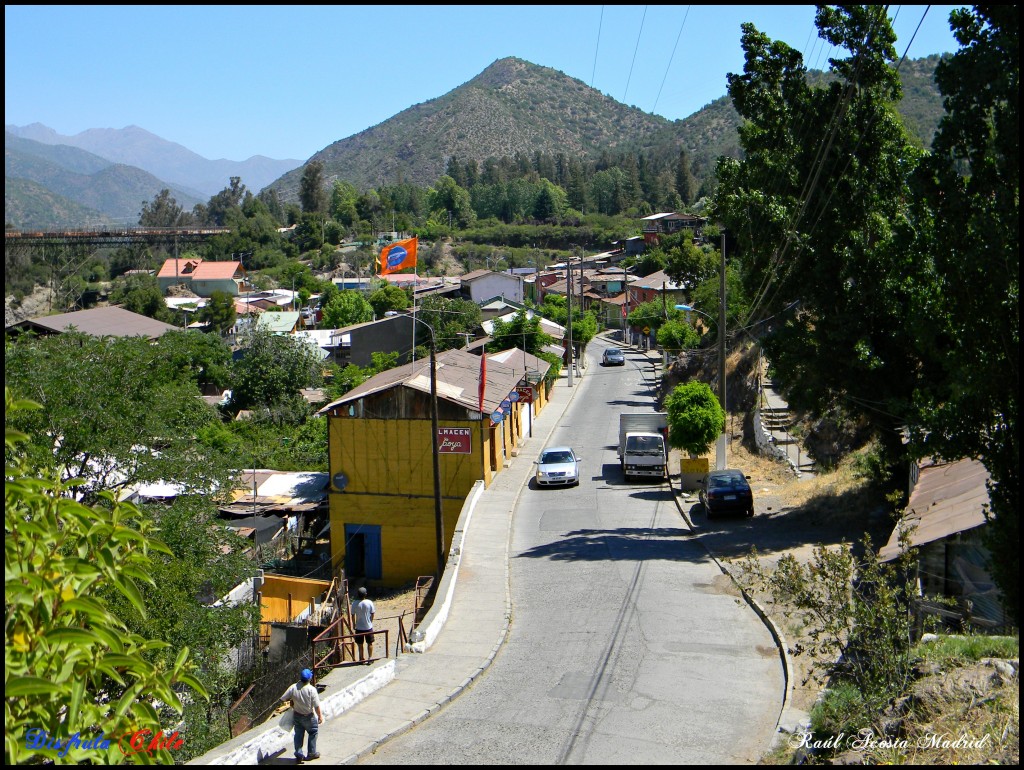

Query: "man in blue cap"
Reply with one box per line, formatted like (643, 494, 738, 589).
(279, 668, 323, 761)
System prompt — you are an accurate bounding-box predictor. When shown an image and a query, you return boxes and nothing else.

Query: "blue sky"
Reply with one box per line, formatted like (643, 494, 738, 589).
(5, 5, 965, 162)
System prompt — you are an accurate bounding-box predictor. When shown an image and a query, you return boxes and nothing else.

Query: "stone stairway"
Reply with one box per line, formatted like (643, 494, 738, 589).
(757, 379, 816, 479)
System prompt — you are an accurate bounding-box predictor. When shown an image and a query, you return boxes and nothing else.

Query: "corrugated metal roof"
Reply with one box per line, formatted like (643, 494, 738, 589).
(256, 311, 301, 334)
(486, 347, 551, 378)
(17, 306, 179, 339)
(879, 459, 991, 562)
(319, 348, 523, 415)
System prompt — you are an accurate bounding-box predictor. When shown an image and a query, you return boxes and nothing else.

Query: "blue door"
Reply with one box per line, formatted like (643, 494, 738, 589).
(344, 524, 382, 580)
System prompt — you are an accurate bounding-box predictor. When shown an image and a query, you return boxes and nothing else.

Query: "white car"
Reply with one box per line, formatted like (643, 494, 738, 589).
(534, 446, 581, 487)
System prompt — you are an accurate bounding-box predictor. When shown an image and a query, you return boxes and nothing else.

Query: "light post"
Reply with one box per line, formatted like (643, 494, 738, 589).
(409, 314, 445, 580)
(676, 303, 727, 470)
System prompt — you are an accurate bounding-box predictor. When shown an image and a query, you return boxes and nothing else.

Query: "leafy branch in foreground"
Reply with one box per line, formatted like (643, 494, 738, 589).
(5, 388, 209, 765)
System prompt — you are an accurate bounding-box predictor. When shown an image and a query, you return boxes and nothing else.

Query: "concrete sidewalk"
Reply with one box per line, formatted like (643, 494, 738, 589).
(193, 364, 589, 765)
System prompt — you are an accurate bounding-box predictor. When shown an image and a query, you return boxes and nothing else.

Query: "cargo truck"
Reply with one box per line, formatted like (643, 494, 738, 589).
(618, 413, 669, 481)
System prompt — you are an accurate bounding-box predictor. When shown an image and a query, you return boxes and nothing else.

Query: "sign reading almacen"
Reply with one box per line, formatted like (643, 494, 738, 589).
(437, 427, 472, 453)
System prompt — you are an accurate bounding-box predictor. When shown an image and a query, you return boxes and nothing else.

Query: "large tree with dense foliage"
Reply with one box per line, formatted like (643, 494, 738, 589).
(368, 284, 410, 318)
(139, 187, 193, 227)
(904, 5, 1019, 619)
(486, 310, 553, 356)
(198, 290, 236, 336)
(228, 326, 324, 420)
(712, 6, 929, 467)
(664, 381, 725, 456)
(5, 332, 228, 503)
(413, 295, 483, 352)
(321, 289, 374, 329)
(299, 161, 327, 215)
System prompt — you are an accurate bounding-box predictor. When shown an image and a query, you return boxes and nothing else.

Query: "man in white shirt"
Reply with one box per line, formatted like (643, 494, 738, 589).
(353, 586, 376, 663)
(279, 668, 323, 761)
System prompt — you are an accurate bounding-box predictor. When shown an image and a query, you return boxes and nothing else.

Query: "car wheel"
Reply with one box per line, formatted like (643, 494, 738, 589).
(746, 507, 754, 518)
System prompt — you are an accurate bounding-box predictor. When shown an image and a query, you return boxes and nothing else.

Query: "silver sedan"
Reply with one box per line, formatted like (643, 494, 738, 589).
(534, 446, 581, 487)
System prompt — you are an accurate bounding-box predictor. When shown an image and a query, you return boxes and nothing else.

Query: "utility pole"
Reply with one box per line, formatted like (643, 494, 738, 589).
(622, 262, 629, 346)
(717, 231, 727, 470)
(428, 334, 444, 579)
(566, 256, 574, 387)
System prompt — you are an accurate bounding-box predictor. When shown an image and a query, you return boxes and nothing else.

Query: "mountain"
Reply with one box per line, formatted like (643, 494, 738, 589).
(4, 177, 114, 230)
(4, 123, 303, 198)
(5, 133, 203, 227)
(268, 54, 947, 197)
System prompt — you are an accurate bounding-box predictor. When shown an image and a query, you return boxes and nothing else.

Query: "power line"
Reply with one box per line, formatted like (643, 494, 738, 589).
(651, 5, 690, 115)
(623, 5, 648, 104)
(590, 6, 604, 88)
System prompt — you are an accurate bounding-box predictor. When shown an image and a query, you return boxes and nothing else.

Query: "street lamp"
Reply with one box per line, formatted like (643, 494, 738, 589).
(676, 303, 727, 470)
(409, 314, 445, 581)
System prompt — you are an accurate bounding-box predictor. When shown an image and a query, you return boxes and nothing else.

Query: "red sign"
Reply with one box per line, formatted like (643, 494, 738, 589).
(515, 386, 534, 404)
(437, 427, 472, 454)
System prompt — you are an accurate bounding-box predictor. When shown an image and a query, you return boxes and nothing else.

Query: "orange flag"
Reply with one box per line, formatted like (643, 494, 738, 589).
(379, 237, 418, 275)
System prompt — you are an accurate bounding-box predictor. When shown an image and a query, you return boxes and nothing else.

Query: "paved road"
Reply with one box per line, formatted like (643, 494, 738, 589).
(360, 340, 784, 764)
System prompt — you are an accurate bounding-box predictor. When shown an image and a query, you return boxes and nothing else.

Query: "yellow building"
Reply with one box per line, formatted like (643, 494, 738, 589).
(318, 348, 540, 587)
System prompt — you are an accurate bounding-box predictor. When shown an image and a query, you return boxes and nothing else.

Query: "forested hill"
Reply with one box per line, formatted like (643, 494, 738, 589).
(268, 54, 948, 198)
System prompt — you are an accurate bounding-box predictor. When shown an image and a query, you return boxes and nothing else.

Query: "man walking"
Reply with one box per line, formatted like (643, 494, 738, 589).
(353, 586, 375, 663)
(279, 668, 322, 761)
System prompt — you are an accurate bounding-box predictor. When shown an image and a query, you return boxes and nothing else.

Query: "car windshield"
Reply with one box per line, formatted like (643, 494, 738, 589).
(541, 451, 574, 464)
(709, 474, 748, 491)
(607, 349, 621, 356)
(625, 435, 663, 455)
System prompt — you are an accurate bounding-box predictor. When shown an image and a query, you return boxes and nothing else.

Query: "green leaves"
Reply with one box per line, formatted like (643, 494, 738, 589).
(5, 389, 209, 766)
(664, 381, 725, 456)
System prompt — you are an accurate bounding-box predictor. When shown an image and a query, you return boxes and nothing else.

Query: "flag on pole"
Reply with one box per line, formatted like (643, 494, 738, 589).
(379, 237, 418, 276)
(478, 354, 487, 415)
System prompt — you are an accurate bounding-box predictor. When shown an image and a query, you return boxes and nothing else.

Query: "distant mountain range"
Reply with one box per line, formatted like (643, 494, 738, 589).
(267, 54, 948, 199)
(5, 124, 303, 229)
(5, 54, 946, 229)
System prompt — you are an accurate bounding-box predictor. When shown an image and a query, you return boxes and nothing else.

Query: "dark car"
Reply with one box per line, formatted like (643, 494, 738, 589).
(602, 347, 625, 366)
(699, 469, 754, 518)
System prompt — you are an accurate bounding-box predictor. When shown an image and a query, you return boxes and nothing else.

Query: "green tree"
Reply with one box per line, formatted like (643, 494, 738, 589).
(139, 188, 192, 227)
(299, 160, 327, 214)
(429, 175, 476, 228)
(662, 231, 719, 290)
(229, 327, 324, 418)
(664, 381, 725, 456)
(713, 7, 923, 470)
(151, 329, 232, 392)
(198, 290, 236, 336)
(414, 295, 483, 352)
(487, 310, 553, 355)
(689, 264, 749, 339)
(675, 148, 698, 206)
(321, 290, 374, 329)
(108, 273, 178, 324)
(906, 6, 1019, 620)
(204, 177, 247, 226)
(657, 318, 700, 352)
(368, 284, 410, 318)
(5, 389, 208, 765)
(4, 333, 227, 503)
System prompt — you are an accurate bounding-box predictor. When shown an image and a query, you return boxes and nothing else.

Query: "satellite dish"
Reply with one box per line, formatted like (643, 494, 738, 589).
(332, 472, 349, 491)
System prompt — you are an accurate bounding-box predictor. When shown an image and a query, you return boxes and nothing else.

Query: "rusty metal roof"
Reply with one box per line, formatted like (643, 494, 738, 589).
(879, 458, 991, 562)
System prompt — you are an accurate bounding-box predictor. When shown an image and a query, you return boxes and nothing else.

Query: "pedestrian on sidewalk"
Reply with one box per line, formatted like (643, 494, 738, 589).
(279, 668, 322, 762)
(353, 586, 376, 663)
